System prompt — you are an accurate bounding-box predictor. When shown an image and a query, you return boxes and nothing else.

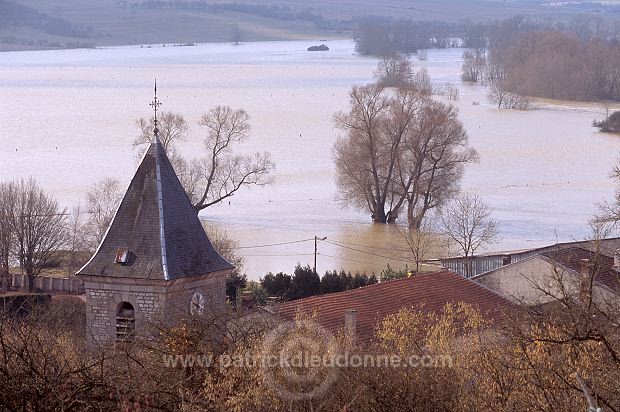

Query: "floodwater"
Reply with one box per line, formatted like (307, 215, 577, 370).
(1, 40, 619, 279)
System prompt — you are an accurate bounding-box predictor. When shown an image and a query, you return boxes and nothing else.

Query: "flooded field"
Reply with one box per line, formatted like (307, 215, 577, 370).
(1, 40, 619, 278)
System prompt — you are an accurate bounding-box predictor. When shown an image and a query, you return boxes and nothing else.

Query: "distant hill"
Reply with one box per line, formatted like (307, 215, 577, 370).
(1, 0, 618, 51)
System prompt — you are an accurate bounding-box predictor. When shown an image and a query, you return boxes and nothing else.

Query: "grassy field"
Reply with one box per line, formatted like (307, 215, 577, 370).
(1, 0, 618, 51)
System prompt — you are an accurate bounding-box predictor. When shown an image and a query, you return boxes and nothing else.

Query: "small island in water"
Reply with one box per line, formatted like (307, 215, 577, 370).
(307, 44, 329, 51)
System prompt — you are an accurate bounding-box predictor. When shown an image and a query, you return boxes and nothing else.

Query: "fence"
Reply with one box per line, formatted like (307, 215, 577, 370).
(10, 273, 83, 294)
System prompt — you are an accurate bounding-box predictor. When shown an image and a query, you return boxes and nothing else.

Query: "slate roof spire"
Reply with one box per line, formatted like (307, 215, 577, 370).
(77, 84, 233, 281)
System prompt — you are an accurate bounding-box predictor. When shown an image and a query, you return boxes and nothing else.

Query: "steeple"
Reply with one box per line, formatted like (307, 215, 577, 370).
(77, 87, 233, 281)
(149, 79, 162, 144)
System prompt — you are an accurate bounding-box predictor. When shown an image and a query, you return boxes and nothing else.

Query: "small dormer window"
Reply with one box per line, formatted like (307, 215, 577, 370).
(115, 248, 130, 264)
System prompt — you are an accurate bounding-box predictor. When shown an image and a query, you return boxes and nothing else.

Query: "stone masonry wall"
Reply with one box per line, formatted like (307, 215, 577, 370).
(165, 272, 227, 318)
(83, 281, 165, 346)
(82, 271, 229, 346)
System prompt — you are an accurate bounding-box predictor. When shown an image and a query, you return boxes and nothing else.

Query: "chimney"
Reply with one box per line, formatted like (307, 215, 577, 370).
(614, 249, 620, 272)
(579, 258, 593, 302)
(344, 309, 357, 343)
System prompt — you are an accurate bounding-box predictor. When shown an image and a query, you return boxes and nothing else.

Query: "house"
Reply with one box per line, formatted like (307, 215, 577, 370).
(76, 108, 233, 345)
(473, 247, 620, 306)
(438, 237, 620, 278)
(270, 270, 512, 344)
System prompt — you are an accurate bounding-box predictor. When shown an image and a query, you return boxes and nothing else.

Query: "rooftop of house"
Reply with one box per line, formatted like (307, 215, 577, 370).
(541, 247, 620, 294)
(272, 270, 512, 344)
(77, 139, 233, 281)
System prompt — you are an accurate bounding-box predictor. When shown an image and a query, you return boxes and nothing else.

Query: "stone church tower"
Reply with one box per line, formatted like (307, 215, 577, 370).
(77, 88, 233, 345)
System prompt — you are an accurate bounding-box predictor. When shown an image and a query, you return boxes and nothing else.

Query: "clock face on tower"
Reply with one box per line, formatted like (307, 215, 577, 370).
(190, 291, 206, 315)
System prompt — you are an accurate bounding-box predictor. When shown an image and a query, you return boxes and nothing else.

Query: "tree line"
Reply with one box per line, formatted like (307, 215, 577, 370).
(457, 16, 620, 103)
(497, 31, 620, 101)
(260, 265, 378, 301)
(354, 14, 620, 57)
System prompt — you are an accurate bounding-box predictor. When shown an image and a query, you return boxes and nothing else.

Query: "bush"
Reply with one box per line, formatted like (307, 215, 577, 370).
(0, 293, 51, 316)
(260, 271, 292, 299)
(594, 110, 620, 133)
(288, 264, 320, 300)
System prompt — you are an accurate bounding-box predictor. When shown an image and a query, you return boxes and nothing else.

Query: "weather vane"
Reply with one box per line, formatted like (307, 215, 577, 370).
(149, 79, 162, 138)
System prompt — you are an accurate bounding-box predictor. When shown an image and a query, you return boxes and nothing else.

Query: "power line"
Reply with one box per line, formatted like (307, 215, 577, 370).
(243, 253, 315, 257)
(324, 240, 412, 263)
(238, 238, 315, 249)
(318, 253, 383, 266)
(327, 238, 411, 253)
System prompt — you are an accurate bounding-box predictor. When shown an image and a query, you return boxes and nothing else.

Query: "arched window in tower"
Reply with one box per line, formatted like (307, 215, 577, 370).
(116, 301, 135, 342)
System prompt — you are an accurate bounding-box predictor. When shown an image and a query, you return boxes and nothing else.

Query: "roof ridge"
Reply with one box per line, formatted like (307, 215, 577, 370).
(154, 143, 169, 280)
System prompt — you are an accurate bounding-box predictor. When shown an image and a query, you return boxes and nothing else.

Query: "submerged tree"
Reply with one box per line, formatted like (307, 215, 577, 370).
(593, 110, 620, 133)
(461, 49, 487, 83)
(334, 83, 407, 224)
(401, 101, 477, 228)
(334, 81, 476, 226)
(375, 54, 432, 92)
(231, 23, 244, 45)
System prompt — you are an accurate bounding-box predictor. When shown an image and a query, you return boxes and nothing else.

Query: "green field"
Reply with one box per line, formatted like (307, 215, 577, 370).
(1, 0, 619, 51)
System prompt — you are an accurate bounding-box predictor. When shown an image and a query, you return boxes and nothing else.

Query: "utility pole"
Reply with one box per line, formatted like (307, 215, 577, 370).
(314, 236, 327, 274)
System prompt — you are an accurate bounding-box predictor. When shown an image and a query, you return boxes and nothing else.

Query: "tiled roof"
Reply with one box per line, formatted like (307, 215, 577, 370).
(542, 247, 620, 293)
(77, 140, 233, 281)
(273, 271, 512, 343)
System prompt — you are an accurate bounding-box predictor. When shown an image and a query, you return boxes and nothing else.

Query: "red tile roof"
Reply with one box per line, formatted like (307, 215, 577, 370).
(542, 247, 620, 294)
(273, 270, 512, 344)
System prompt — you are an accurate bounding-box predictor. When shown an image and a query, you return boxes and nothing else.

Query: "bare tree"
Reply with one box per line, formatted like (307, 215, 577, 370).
(434, 83, 459, 101)
(334, 84, 418, 223)
(134, 107, 274, 214)
(461, 49, 487, 83)
(66, 205, 87, 275)
(398, 218, 437, 274)
(0, 183, 14, 289)
(186, 106, 275, 212)
(488, 82, 509, 108)
(439, 192, 499, 276)
(375, 54, 414, 87)
(231, 23, 244, 45)
(374, 54, 430, 93)
(334, 83, 476, 226)
(401, 102, 478, 228)
(4, 179, 68, 291)
(594, 162, 620, 227)
(83, 177, 122, 251)
(134, 111, 189, 152)
(488, 81, 531, 110)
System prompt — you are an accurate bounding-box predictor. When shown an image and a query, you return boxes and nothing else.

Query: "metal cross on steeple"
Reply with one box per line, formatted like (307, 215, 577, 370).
(149, 79, 162, 139)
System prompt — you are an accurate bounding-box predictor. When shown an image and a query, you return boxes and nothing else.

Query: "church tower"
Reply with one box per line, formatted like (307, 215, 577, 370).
(77, 84, 233, 345)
